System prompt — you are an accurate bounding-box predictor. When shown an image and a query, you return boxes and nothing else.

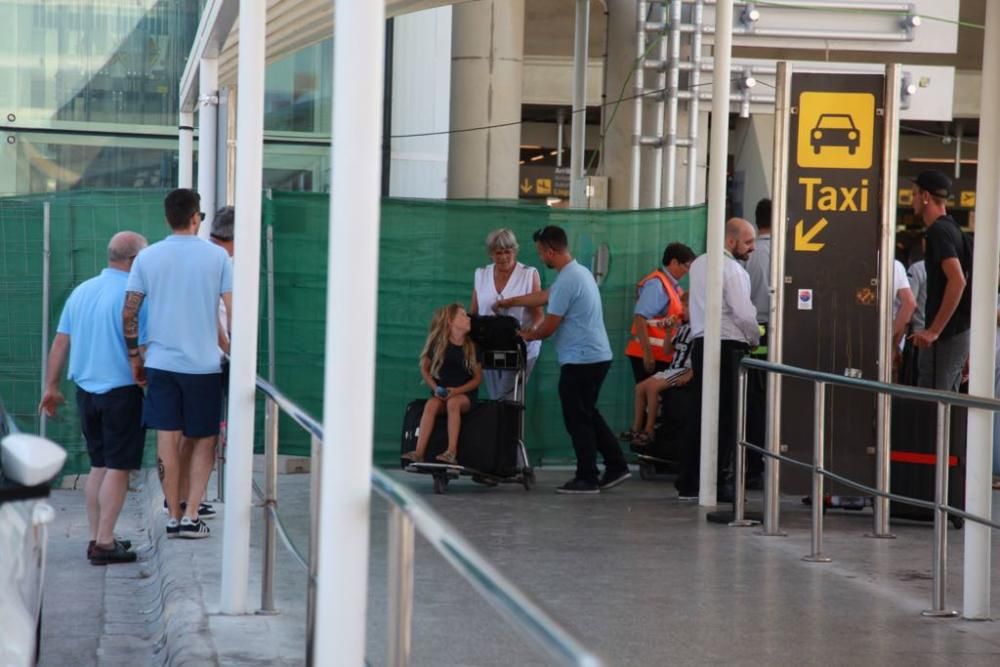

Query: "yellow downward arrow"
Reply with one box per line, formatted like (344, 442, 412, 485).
(794, 217, 828, 252)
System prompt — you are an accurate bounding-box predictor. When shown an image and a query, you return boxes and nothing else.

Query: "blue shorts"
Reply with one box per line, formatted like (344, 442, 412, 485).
(144, 368, 222, 438)
(76, 385, 145, 470)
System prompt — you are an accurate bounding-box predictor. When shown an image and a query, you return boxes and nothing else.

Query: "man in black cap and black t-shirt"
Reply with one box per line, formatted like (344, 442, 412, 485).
(908, 170, 971, 391)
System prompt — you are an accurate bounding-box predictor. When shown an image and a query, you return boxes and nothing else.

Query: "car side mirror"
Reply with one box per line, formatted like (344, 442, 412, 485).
(1, 433, 67, 486)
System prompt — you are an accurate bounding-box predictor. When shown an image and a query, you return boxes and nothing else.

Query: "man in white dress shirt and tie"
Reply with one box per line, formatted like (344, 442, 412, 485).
(678, 218, 760, 502)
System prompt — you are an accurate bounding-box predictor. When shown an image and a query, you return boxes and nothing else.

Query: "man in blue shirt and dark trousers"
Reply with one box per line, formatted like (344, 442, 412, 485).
(40, 231, 148, 564)
(124, 189, 233, 539)
(498, 225, 630, 494)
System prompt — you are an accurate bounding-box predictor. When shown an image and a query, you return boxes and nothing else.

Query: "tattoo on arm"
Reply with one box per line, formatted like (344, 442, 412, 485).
(123, 291, 145, 344)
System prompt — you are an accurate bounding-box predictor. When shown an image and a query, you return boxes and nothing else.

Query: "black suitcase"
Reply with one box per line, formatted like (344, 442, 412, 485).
(400, 399, 521, 477)
(633, 383, 695, 476)
(889, 396, 965, 526)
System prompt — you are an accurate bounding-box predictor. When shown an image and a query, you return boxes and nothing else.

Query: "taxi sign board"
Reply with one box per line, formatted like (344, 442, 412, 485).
(780, 72, 885, 494)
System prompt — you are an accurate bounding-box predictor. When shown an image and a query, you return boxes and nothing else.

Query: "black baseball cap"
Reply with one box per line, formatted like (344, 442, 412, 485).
(909, 170, 952, 199)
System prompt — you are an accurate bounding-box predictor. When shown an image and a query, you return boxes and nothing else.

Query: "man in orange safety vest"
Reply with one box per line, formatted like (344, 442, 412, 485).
(625, 242, 696, 383)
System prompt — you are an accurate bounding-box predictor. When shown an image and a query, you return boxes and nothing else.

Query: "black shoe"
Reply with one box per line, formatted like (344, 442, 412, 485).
(197, 503, 217, 519)
(89, 541, 137, 565)
(166, 519, 181, 538)
(178, 517, 210, 539)
(717, 488, 735, 504)
(555, 478, 600, 495)
(87, 538, 132, 559)
(599, 469, 632, 490)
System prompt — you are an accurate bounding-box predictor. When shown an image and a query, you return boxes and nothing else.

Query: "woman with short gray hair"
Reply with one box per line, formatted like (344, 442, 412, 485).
(470, 228, 543, 399)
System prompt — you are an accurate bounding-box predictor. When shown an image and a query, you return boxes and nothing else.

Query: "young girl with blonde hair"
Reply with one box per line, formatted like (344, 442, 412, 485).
(402, 303, 482, 464)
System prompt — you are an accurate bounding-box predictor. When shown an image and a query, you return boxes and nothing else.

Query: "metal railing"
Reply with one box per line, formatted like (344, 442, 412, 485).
(252, 376, 603, 667)
(733, 357, 1000, 617)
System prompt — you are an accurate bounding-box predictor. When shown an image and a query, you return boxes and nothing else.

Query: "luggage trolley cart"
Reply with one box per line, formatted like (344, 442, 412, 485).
(400, 315, 536, 494)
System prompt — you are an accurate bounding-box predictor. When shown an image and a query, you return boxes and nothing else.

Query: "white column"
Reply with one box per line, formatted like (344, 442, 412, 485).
(179, 111, 194, 188)
(698, 0, 733, 507)
(197, 57, 219, 239)
(569, 0, 590, 208)
(447, 0, 524, 199)
(389, 6, 452, 198)
(219, 0, 265, 615)
(313, 1, 384, 664)
(963, 0, 1000, 620)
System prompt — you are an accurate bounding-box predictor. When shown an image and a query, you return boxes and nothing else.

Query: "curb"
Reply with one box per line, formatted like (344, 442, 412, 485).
(135, 468, 219, 667)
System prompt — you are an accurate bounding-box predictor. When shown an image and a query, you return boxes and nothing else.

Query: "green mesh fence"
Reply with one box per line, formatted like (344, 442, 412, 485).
(0, 189, 706, 475)
(0, 190, 173, 475)
(263, 193, 707, 466)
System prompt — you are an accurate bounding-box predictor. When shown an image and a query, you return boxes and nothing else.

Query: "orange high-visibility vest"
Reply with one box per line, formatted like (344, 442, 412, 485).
(625, 269, 683, 363)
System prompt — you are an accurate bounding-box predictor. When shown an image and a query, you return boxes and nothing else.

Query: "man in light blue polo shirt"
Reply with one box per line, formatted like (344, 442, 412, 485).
(40, 231, 148, 564)
(124, 188, 233, 539)
(498, 225, 630, 494)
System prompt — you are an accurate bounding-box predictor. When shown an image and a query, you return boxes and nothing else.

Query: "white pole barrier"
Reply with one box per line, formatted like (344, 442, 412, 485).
(179, 110, 194, 188)
(570, 0, 590, 208)
(698, 0, 733, 507)
(40, 202, 50, 439)
(219, 0, 265, 615)
(963, 0, 1000, 621)
(197, 57, 219, 238)
(313, 0, 384, 663)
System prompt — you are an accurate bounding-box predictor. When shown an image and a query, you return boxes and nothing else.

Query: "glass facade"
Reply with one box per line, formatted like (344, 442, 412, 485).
(0, 1, 201, 195)
(0, 2, 335, 197)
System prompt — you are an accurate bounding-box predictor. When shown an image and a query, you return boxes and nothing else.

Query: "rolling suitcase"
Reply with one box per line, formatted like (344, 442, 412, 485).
(889, 396, 965, 527)
(633, 383, 695, 478)
(400, 399, 521, 477)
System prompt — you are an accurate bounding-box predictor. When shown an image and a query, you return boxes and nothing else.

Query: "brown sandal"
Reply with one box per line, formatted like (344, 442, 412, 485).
(631, 431, 654, 447)
(436, 451, 458, 464)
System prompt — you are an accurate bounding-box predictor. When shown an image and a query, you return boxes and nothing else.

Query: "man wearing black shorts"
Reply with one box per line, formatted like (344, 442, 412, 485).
(124, 189, 233, 539)
(40, 231, 148, 564)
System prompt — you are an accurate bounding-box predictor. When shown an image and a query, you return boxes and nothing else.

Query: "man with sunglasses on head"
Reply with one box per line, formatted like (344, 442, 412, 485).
(497, 225, 630, 494)
(123, 188, 233, 539)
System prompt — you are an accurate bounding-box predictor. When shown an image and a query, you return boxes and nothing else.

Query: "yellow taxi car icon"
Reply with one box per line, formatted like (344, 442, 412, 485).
(810, 113, 860, 155)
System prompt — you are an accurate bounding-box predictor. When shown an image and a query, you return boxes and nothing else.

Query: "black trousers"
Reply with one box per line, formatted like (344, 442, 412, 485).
(558, 361, 628, 484)
(677, 338, 750, 496)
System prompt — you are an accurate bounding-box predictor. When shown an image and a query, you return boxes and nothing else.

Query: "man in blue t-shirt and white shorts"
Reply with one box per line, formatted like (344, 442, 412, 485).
(124, 189, 233, 538)
(498, 225, 630, 494)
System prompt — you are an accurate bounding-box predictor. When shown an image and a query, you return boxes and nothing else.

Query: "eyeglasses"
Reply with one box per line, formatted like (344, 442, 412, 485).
(197, 211, 206, 222)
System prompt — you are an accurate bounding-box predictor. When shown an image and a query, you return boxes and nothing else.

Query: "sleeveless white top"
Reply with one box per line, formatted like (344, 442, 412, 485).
(474, 262, 542, 360)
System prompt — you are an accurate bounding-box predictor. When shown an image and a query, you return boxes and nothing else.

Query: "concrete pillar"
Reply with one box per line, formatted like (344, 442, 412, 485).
(603, 0, 638, 209)
(447, 0, 524, 199)
(390, 6, 452, 198)
(732, 114, 775, 221)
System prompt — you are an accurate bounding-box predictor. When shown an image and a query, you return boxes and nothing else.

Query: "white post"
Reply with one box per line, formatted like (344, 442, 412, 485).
(179, 111, 194, 188)
(963, 0, 1000, 621)
(313, 0, 384, 663)
(40, 202, 50, 439)
(569, 0, 590, 208)
(219, 0, 265, 615)
(197, 57, 219, 239)
(698, 0, 733, 507)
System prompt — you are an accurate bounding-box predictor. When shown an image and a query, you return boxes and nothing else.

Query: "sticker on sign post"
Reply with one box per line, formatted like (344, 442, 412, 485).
(797, 289, 813, 310)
